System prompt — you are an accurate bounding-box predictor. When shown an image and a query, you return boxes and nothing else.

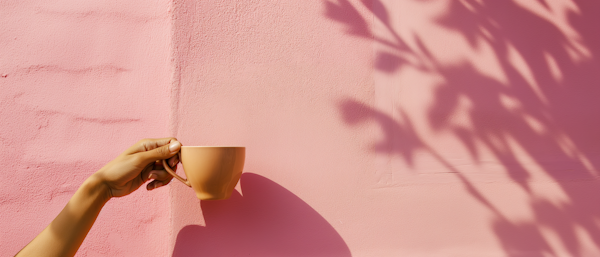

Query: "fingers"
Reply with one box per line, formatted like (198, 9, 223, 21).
(124, 137, 178, 155)
(149, 155, 179, 170)
(145, 159, 178, 191)
(167, 154, 179, 168)
(147, 179, 171, 190)
(146, 169, 175, 191)
(136, 140, 181, 166)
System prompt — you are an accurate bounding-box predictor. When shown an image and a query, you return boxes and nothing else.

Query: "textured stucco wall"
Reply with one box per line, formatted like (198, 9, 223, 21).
(0, 0, 173, 256)
(169, 0, 600, 256)
(169, 1, 371, 256)
(3, 0, 600, 256)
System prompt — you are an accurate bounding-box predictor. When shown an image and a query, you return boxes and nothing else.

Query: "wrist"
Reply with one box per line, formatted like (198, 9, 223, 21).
(82, 174, 113, 203)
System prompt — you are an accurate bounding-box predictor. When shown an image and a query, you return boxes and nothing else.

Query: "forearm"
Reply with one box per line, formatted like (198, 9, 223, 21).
(16, 138, 180, 256)
(16, 175, 111, 257)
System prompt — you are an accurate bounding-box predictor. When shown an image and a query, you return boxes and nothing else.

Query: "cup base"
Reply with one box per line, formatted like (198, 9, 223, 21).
(195, 192, 232, 201)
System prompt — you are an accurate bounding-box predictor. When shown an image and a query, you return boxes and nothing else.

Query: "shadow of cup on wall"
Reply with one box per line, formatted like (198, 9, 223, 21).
(172, 173, 351, 257)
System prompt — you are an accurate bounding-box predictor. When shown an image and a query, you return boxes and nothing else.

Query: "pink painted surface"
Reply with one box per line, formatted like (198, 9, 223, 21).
(169, 0, 600, 256)
(3, 0, 600, 256)
(0, 0, 173, 256)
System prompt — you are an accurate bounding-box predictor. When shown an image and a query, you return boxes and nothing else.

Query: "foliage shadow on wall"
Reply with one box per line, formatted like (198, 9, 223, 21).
(327, 0, 600, 256)
(172, 173, 351, 257)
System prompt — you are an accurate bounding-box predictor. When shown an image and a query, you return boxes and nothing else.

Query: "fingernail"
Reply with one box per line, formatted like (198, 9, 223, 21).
(155, 182, 163, 188)
(169, 141, 181, 153)
(148, 173, 157, 180)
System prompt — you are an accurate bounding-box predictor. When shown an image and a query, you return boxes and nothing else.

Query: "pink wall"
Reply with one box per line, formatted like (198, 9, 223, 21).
(3, 0, 600, 256)
(0, 0, 173, 256)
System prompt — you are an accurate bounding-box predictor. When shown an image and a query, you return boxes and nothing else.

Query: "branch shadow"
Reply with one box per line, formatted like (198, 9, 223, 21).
(172, 173, 351, 257)
(326, 0, 600, 255)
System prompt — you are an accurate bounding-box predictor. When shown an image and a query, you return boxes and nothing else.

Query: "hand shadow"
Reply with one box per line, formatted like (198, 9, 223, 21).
(172, 173, 351, 257)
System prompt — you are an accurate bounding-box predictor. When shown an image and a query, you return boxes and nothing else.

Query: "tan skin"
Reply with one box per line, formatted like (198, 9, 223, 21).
(15, 138, 181, 257)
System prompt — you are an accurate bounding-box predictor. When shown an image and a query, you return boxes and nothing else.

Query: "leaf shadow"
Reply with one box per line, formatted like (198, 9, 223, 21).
(326, 0, 600, 255)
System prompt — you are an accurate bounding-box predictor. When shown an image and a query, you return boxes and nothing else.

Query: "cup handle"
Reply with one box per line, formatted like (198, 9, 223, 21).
(162, 152, 191, 187)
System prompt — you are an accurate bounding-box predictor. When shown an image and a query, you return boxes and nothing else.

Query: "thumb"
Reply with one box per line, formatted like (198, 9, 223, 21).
(137, 140, 181, 165)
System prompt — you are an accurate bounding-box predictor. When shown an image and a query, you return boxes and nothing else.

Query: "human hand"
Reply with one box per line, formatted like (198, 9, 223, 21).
(93, 138, 181, 198)
(16, 138, 181, 257)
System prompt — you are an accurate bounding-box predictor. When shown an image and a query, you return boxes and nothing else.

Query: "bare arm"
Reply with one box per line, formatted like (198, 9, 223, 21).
(16, 138, 181, 257)
(16, 175, 110, 257)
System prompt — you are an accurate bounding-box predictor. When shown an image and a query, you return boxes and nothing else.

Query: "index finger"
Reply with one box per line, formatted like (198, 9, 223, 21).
(123, 137, 178, 155)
